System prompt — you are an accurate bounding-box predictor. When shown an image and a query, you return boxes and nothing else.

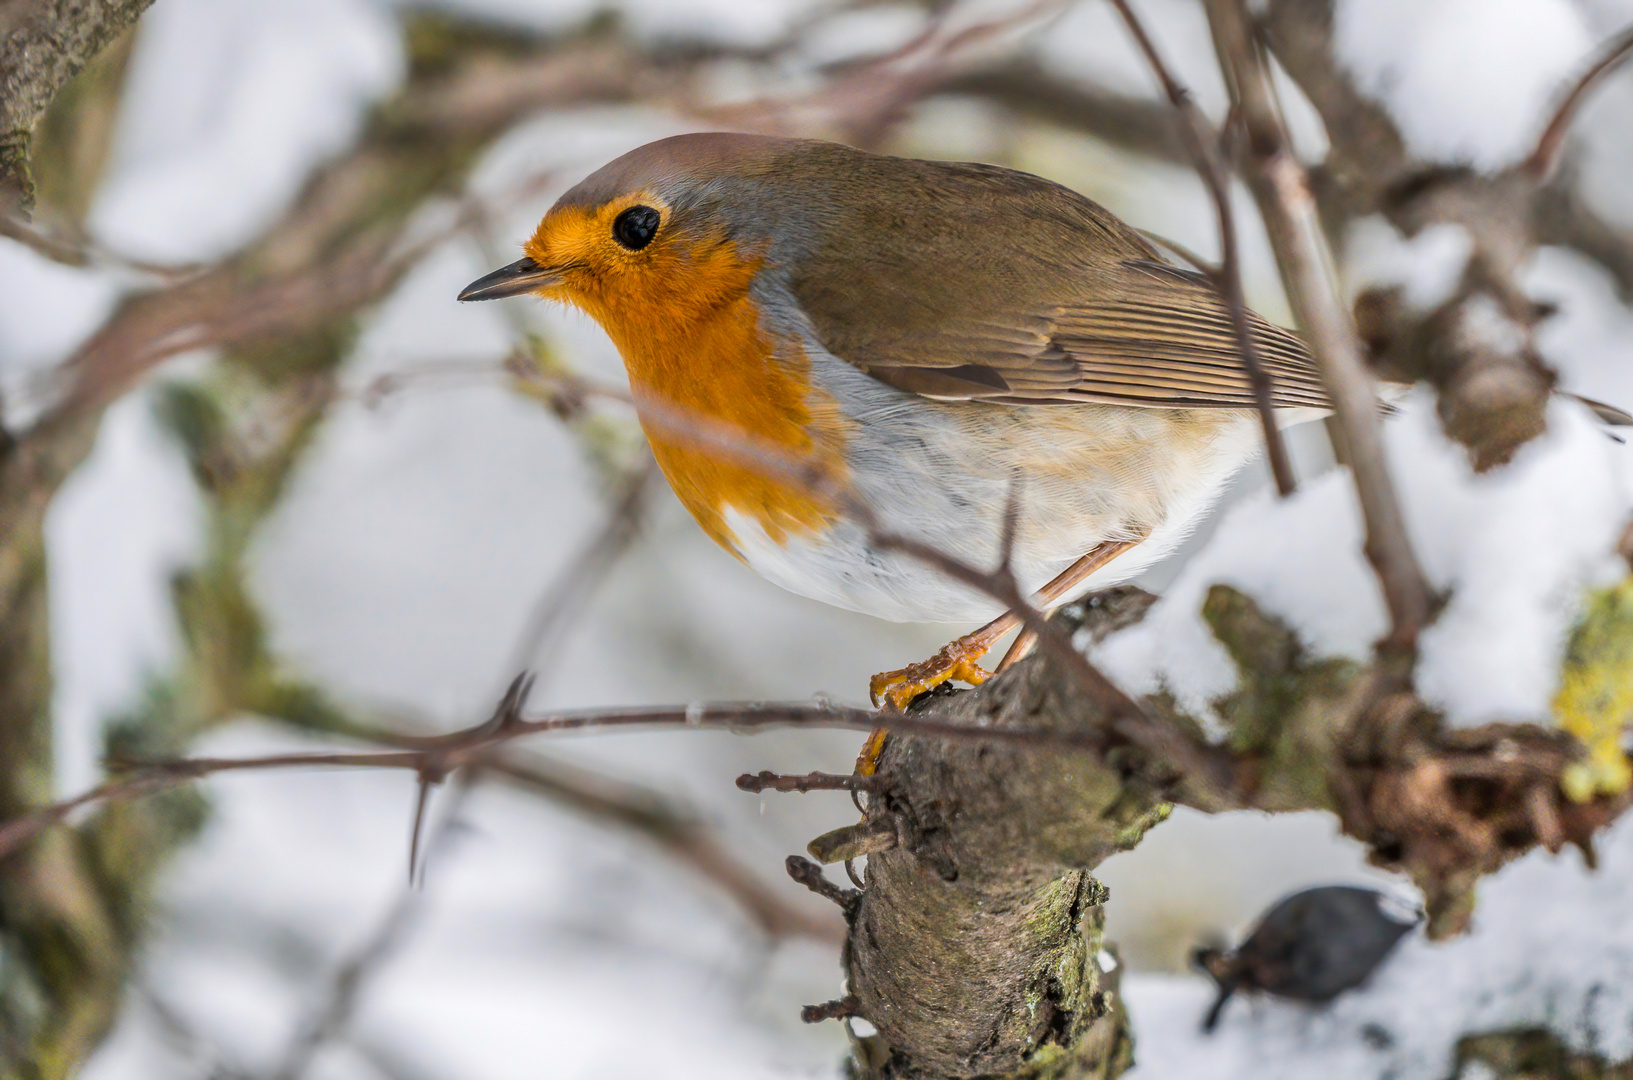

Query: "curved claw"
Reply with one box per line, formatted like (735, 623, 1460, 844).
(858, 635, 999, 776)
(869, 639, 995, 712)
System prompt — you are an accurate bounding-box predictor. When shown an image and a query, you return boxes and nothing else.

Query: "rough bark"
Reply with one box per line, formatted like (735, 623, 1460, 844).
(0, 0, 155, 210)
(840, 665, 1159, 1079)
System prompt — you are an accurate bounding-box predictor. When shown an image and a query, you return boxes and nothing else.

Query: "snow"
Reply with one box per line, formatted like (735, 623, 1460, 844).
(1095, 391, 1631, 728)
(0, 245, 122, 423)
(1125, 812, 1633, 1079)
(92, 0, 401, 263)
(1343, 219, 1474, 314)
(1334, 0, 1595, 171)
(45, 383, 204, 796)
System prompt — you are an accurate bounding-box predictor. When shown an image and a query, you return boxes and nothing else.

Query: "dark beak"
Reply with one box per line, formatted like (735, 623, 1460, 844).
(457, 257, 561, 301)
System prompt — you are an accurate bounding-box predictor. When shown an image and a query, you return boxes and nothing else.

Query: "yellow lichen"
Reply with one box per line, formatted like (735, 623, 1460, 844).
(1554, 578, 1633, 801)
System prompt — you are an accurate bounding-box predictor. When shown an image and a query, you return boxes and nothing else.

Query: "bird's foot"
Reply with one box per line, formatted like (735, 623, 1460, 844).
(869, 637, 995, 713)
(858, 640, 994, 775)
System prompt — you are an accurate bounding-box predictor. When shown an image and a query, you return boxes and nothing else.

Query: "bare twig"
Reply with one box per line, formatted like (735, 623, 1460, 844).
(1203, 0, 1432, 653)
(801, 996, 860, 1024)
(1137, 227, 1219, 275)
(3, 698, 1218, 862)
(1524, 23, 1633, 182)
(0, 213, 204, 279)
(941, 64, 1187, 163)
(1108, 0, 1297, 497)
(736, 770, 877, 794)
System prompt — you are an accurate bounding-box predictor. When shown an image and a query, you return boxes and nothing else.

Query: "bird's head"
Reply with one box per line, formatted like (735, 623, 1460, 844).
(457, 132, 820, 345)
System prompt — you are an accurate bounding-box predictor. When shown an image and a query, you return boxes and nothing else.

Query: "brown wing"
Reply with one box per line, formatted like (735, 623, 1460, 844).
(780, 153, 1330, 410)
(818, 258, 1329, 409)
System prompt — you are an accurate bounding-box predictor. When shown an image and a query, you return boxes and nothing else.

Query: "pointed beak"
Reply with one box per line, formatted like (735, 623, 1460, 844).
(457, 257, 562, 302)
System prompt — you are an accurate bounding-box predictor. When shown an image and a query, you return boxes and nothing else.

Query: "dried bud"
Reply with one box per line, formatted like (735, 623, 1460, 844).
(1195, 885, 1419, 1031)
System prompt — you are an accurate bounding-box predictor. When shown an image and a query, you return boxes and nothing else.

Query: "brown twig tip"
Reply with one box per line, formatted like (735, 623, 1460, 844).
(785, 855, 862, 911)
(1525, 23, 1633, 182)
(801, 996, 861, 1024)
(735, 770, 877, 794)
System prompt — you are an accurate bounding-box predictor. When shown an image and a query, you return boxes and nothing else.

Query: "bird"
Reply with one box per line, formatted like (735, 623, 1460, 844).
(1192, 885, 1420, 1031)
(458, 132, 1329, 731)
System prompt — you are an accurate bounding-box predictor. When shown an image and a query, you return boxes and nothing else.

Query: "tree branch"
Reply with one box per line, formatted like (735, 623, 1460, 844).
(1523, 22, 1633, 183)
(0, 0, 155, 210)
(1203, 0, 1433, 653)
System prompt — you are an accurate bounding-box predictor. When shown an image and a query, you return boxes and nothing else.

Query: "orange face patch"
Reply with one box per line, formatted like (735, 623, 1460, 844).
(524, 195, 850, 552)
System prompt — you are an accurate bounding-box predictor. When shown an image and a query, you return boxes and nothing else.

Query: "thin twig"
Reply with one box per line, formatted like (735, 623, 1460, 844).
(1202, 0, 1432, 653)
(1137, 227, 1219, 275)
(802, 996, 860, 1023)
(1, 699, 1213, 861)
(736, 770, 878, 794)
(0, 213, 205, 280)
(1108, 0, 1297, 498)
(1524, 23, 1633, 182)
(785, 855, 861, 912)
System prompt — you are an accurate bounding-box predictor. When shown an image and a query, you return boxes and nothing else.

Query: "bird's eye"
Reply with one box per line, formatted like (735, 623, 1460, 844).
(612, 205, 660, 251)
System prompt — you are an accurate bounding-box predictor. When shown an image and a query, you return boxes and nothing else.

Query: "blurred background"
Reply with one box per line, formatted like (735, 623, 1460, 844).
(4, 0, 1633, 1077)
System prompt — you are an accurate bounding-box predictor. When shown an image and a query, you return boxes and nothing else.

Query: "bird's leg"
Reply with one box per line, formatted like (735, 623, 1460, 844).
(860, 537, 1143, 773)
(995, 627, 1040, 672)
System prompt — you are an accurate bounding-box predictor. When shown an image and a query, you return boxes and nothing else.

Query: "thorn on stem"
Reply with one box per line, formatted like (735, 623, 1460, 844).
(489, 671, 535, 733)
(407, 766, 444, 886)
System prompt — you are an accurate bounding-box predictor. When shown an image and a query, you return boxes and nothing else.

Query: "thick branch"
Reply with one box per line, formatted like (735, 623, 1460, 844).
(845, 656, 1162, 1079)
(0, 0, 154, 210)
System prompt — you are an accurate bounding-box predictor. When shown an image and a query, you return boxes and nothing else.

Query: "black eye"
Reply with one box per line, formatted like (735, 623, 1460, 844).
(612, 205, 660, 250)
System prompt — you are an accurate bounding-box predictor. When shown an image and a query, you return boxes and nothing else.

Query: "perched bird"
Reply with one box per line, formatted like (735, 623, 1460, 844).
(459, 133, 1327, 715)
(1193, 885, 1420, 1032)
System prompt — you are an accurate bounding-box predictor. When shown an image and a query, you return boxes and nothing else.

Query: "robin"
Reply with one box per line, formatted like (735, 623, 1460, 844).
(458, 132, 1328, 754)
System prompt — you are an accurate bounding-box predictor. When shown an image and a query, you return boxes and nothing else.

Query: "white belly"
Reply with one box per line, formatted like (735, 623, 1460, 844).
(725, 353, 1271, 623)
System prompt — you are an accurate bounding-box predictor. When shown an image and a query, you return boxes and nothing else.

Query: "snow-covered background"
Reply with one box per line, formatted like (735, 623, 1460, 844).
(6, 0, 1633, 1076)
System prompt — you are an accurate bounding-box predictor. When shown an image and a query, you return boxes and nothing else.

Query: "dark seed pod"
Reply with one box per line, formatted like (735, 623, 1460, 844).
(1194, 885, 1420, 1032)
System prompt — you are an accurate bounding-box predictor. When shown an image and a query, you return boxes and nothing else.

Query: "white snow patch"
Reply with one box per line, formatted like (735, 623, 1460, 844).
(1094, 391, 1630, 727)
(92, 0, 401, 262)
(1343, 218, 1474, 312)
(0, 246, 121, 420)
(1125, 813, 1633, 1078)
(45, 384, 204, 794)
(1334, 0, 1593, 170)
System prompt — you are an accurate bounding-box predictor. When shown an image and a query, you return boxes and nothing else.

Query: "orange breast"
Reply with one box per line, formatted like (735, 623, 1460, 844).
(536, 222, 850, 553)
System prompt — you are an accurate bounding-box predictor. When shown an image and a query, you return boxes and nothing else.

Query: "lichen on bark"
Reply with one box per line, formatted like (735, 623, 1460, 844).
(833, 616, 1172, 1079)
